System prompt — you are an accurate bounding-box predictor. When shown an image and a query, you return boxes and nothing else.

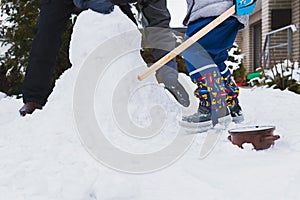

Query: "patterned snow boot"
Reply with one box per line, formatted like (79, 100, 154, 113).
(223, 75, 244, 123)
(180, 66, 230, 130)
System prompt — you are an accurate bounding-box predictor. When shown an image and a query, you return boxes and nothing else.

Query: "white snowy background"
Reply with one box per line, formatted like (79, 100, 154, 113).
(167, 0, 187, 28)
(1, 2, 300, 200)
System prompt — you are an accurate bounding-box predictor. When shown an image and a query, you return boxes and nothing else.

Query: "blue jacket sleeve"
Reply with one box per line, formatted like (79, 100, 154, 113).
(73, 0, 114, 14)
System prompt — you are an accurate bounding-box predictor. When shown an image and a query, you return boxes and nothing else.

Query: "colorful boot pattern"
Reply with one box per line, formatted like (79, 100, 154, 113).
(192, 69, 227, 110)
(222, 75, 239, 107)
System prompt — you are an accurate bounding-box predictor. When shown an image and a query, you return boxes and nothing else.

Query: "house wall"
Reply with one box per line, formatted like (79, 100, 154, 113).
(237, 0, 262, 73)
(236, 0, 299, 73)
(267, 0, 292, 66)
(292, 0, 300, 61)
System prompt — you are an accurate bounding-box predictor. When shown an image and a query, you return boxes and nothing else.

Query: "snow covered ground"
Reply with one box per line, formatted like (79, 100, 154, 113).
(1, 7, 300, 200)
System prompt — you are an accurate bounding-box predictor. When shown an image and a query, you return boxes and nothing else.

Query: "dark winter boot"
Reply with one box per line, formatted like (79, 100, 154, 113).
(180, 106, 231, 132)
(229, 103, 244, 123)
(165, 82, 190, 107)
(182, 106, 230, 123)
(19, 102, 42, 116)
(155, 63, 190, 108)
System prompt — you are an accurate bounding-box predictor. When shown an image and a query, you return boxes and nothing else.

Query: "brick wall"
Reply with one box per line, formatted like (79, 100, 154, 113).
(236, 0, 300, 73)
(236, 0, 262, 73)
(237, 27, 252, 73)
(292, 0, 300, 61)
(267, 0, 292, 66)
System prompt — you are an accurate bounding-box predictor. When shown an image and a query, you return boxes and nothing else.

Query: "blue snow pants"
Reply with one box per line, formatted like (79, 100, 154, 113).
(182, 16, 243, 110)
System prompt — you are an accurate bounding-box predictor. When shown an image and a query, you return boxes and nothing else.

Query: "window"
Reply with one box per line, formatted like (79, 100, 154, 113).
(271, 9, 292, 30)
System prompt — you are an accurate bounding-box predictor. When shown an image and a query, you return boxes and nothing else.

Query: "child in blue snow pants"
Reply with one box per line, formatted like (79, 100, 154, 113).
(182, 16, 244, 124)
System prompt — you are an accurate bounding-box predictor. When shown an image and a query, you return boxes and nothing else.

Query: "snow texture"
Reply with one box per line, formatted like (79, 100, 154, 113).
(1, 6, 300, 200)
(0, 92, 6, 100)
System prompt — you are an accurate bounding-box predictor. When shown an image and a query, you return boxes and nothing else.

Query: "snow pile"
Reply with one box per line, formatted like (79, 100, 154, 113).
(0, 6, 300, 200)
(0, 9, 143, 200)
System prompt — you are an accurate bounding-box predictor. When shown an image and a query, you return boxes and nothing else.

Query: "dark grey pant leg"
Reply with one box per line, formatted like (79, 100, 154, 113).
(22, 0, 75, 106)
(141, 0, 178, 87)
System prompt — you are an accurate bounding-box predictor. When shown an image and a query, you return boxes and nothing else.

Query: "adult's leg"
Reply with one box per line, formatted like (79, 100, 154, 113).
(22, 0, 75, 106)
(140, 0, 178, 87)
(140, 0, 189, 107)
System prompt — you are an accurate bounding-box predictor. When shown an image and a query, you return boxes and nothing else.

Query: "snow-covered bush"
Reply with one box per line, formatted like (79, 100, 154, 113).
(226, 43, 244, 71)
(255, 60, 300, 94)
(226, 43, 246, 84)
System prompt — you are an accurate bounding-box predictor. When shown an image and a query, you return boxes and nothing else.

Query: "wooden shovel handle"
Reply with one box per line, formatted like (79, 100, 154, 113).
(137, 5, 236, 81)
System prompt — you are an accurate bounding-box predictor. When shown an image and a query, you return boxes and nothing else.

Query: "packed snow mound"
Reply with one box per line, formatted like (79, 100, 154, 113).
(0, 9, 145, 200)
(1, 7, 300, 200)
(69, 8, 137, 67)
